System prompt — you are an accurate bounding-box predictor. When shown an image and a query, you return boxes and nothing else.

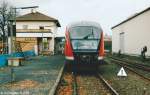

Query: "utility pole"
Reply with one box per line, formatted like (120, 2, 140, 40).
(8, 6, 38, 54)
(8, 6, 38, 83)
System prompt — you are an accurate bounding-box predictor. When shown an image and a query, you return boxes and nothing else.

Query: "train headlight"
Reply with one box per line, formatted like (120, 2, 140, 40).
(82, 55, 87, 58)
(98, 56, 103, 60)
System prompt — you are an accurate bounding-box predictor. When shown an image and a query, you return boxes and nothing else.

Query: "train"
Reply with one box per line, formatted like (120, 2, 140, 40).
(64, 21, 105, 70)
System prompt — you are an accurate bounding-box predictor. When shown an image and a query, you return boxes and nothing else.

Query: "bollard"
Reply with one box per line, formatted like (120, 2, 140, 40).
(143, 87, 147, 95)
(11, 68, 15, 82)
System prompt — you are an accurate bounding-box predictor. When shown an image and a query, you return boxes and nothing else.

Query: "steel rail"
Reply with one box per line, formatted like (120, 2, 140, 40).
(97, 73, 119, 95)
(73, 73, 78, 95)
(109, 56, 150, 72)
(109, 58, 150, 82)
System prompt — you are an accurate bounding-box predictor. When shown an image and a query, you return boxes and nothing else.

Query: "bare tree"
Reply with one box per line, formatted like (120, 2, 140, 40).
(0, 1, 14, 54)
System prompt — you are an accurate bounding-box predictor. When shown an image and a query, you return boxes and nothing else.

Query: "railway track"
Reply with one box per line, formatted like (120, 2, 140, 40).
(108, 56, 150, 72)
(108, 56, 150, 81)
(75, 73, 119, 95)
(55, 70, 119, 95)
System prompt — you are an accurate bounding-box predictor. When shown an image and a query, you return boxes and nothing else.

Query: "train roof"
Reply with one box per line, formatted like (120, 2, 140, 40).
(68, 21, 102, 30)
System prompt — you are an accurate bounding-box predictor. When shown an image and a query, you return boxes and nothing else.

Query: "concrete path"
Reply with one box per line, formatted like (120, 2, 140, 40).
(0, 55, 65, 95)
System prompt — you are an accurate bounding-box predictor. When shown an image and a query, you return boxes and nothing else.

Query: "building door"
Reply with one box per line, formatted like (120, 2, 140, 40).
(38, 38, 49, 54)
(42, 38, 49, 51)
(119, 32, 125, 53)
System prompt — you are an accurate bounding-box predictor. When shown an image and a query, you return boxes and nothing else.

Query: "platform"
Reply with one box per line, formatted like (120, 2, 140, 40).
(0, 55, 65, 95)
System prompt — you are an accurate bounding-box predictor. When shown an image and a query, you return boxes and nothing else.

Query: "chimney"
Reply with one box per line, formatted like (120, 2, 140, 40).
(31, 8, 36, 13)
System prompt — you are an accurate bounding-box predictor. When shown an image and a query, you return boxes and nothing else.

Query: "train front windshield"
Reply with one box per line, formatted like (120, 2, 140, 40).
(70, 26, 101, 51)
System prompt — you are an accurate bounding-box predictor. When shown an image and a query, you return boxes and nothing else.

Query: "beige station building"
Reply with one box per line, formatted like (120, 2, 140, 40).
(112, 7, 150, 56)
(16, 11, 61, 55)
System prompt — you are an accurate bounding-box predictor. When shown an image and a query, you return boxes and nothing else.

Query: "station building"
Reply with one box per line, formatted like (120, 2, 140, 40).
(16, 11, 61, 55)
(111, 7, 150, 56)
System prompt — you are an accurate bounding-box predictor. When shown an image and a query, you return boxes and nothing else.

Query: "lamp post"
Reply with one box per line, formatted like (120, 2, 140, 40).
(8, 6, 38, 83)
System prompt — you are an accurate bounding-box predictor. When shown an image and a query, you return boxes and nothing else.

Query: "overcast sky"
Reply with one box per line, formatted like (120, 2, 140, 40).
(3, 0, 150, 36)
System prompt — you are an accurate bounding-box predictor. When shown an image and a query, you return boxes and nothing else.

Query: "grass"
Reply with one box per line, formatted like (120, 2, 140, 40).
(99, 58, 150, 95)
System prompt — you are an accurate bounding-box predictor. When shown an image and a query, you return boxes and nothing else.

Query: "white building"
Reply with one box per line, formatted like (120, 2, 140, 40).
(112, 7, 150, 56)
(16, 11, 61, 55)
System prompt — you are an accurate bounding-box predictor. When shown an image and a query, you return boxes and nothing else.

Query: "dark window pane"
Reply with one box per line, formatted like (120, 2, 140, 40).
(39, 26, 44, 29)
(69, 26, 101, 50)
(70, 26, 101, 39)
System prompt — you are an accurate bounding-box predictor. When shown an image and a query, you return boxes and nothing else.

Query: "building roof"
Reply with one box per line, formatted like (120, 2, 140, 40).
(16, 12, 61, 27)
(112, 7, 150, 29)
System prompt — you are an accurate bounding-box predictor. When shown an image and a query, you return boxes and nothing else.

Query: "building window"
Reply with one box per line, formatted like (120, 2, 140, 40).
(23, 25, 28, 29)
(39, 26, 44, 30)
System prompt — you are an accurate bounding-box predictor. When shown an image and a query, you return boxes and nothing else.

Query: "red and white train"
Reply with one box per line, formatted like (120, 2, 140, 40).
(64, 21, 104, 68)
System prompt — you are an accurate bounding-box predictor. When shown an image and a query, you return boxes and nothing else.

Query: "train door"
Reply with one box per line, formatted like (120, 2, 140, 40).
(119, 32, 125, 53)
